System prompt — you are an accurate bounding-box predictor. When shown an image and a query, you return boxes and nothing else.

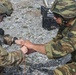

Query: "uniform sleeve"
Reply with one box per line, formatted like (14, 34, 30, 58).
(0, 46, 24, 66)
(3, 34, 13, 45)
(45, 29, 76, 59)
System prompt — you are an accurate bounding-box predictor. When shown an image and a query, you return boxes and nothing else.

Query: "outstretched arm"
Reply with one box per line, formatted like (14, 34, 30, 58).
(15, 39, 46, 55)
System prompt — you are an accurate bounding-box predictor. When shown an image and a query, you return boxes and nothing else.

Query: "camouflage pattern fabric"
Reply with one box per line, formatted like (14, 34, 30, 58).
(0, 46, 24, 66)
(45, 18, 76, 75)
(45, 0, 76, 74)
(51, 0, 76, 18)
(3, 34, 14, 45)
(0, 0, 13, 16)
(45, 19, 76, 58)
(54, 62, 76, 75)
(0, 34, 24, 66)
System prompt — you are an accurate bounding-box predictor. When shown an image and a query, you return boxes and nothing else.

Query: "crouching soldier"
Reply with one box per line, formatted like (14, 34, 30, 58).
(16, 0, 76, 75)
(0, 0, 28, 74)
(0, 28, 27, 74)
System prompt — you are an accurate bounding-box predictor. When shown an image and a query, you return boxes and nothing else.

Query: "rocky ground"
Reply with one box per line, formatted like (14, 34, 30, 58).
(0, 0, 71, 75)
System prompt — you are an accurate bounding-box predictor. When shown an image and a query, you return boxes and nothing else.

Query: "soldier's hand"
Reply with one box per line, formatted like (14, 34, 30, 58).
(15, 39, 24, 46)
(21, 40, 33, 49)
(15, 39, 33, 49)
(20, 46, 28, 54)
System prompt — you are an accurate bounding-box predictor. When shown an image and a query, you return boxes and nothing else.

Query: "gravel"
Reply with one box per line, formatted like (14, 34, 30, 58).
(0, 0, 71, 75)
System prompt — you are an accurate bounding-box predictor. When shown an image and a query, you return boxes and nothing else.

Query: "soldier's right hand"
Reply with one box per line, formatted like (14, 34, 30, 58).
(15, 39, 34, 50)
(15, 39, 24, 46)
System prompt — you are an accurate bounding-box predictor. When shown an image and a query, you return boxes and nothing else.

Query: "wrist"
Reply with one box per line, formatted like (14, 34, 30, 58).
(31, 43, 35, 49)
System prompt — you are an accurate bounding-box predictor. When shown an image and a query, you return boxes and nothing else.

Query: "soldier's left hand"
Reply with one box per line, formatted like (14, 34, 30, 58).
(20, 46, 28, 54)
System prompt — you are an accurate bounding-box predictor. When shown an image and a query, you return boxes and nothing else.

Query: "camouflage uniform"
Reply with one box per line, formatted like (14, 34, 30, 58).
(0, 1, 24, 74)
(45, 0, 76, 75)
(0, 29, 24, 74)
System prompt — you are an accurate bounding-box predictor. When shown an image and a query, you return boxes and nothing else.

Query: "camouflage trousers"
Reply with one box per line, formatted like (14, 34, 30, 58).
(54, 62, 76, 75)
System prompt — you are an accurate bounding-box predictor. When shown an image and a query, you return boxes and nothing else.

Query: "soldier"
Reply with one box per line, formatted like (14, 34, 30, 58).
(0, 29, 28, 74)
(0, 0, 28, 74)
(16, 0, 76, 75)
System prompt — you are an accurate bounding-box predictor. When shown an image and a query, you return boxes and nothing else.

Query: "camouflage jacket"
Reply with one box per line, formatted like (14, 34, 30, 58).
(45, 19, 76, 59)
(0, 34, 24, 66)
